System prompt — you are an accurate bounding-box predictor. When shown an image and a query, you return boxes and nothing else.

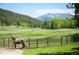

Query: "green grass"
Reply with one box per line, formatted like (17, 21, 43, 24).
(0, 26, 79, 39)
(23, 44, 79, 55)
(1, 26, 79, 55)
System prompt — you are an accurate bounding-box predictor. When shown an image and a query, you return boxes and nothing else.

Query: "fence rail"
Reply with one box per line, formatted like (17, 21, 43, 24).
(0, 35, 77, 48)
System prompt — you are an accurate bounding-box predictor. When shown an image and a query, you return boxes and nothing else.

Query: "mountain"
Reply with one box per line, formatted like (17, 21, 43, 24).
(0, 8, 42, 27)
(37, 13, 74, 21)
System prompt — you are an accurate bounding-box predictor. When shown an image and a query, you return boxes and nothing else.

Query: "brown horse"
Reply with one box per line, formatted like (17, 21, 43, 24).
(11, 37, 26, 49)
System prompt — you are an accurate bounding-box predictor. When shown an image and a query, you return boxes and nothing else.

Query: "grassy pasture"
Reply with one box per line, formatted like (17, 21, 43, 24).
(23, 43, 79, 55)
(0, 26, 79, 39)
(0, 26, 79, 55)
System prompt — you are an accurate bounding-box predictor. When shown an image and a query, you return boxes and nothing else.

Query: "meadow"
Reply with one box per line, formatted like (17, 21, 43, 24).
(0, 26, 79, 55)
(23, 44, 79, 55)
(0, 26, 79, 38)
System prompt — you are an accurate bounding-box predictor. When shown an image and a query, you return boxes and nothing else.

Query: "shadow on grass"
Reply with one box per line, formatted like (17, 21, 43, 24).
(38, 47, 79, 55)
(72, 47, 79, 51)
(38, 50, 79, 55)
(71, 33, 79, 42)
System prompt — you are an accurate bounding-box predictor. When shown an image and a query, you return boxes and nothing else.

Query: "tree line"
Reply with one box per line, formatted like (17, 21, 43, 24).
(42, 18, 76, 29)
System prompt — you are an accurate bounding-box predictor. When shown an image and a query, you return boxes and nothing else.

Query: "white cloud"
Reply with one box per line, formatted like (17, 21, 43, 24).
(35, 9, 75, 17)
(65, 9, 75, 15)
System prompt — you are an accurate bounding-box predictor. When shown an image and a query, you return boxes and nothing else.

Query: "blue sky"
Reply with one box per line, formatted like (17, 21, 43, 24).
(0, 3, 74, 17)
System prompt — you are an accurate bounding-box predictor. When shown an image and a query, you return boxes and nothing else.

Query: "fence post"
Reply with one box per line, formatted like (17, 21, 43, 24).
(47, 38, 49, 47)
(11, 41, 13, 48)
(8, 38, 10, 48)
(66, 36, 68, 44)
(3, 39, 5, 47)
(61, 37, 63, 46)
(36, 39, 38, 48)
(28, 38, 30, 47)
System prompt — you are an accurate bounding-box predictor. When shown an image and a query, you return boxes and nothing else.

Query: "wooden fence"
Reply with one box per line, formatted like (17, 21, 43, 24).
(25, 36, 71, 48)
(0, 36, 74, 48)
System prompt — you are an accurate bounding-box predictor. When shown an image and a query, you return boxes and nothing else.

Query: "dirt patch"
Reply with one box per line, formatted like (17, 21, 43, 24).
(0, 48, 23, 55)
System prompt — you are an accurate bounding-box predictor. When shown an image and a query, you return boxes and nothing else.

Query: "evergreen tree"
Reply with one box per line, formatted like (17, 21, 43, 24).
(67, 3, 79, 27)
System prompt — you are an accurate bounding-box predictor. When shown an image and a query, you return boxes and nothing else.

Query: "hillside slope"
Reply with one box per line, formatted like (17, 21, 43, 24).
(0, 8, 42, 27)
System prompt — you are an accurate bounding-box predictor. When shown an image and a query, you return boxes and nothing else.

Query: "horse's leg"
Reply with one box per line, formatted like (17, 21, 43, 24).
(21, 43, 25, 48)
(14, 43, 16, 48)
(21, 40, 25, 48)
(22, 43, 25, 48)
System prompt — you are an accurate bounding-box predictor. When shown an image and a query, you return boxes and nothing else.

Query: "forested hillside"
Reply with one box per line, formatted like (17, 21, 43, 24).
(0, 8, 42, 27)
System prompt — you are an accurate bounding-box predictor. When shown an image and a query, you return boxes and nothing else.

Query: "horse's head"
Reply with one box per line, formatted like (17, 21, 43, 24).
(11, 36, 16, 41)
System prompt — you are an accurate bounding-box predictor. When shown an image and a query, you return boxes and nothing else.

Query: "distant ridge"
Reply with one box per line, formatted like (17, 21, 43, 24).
(37, 13, 74, 21)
